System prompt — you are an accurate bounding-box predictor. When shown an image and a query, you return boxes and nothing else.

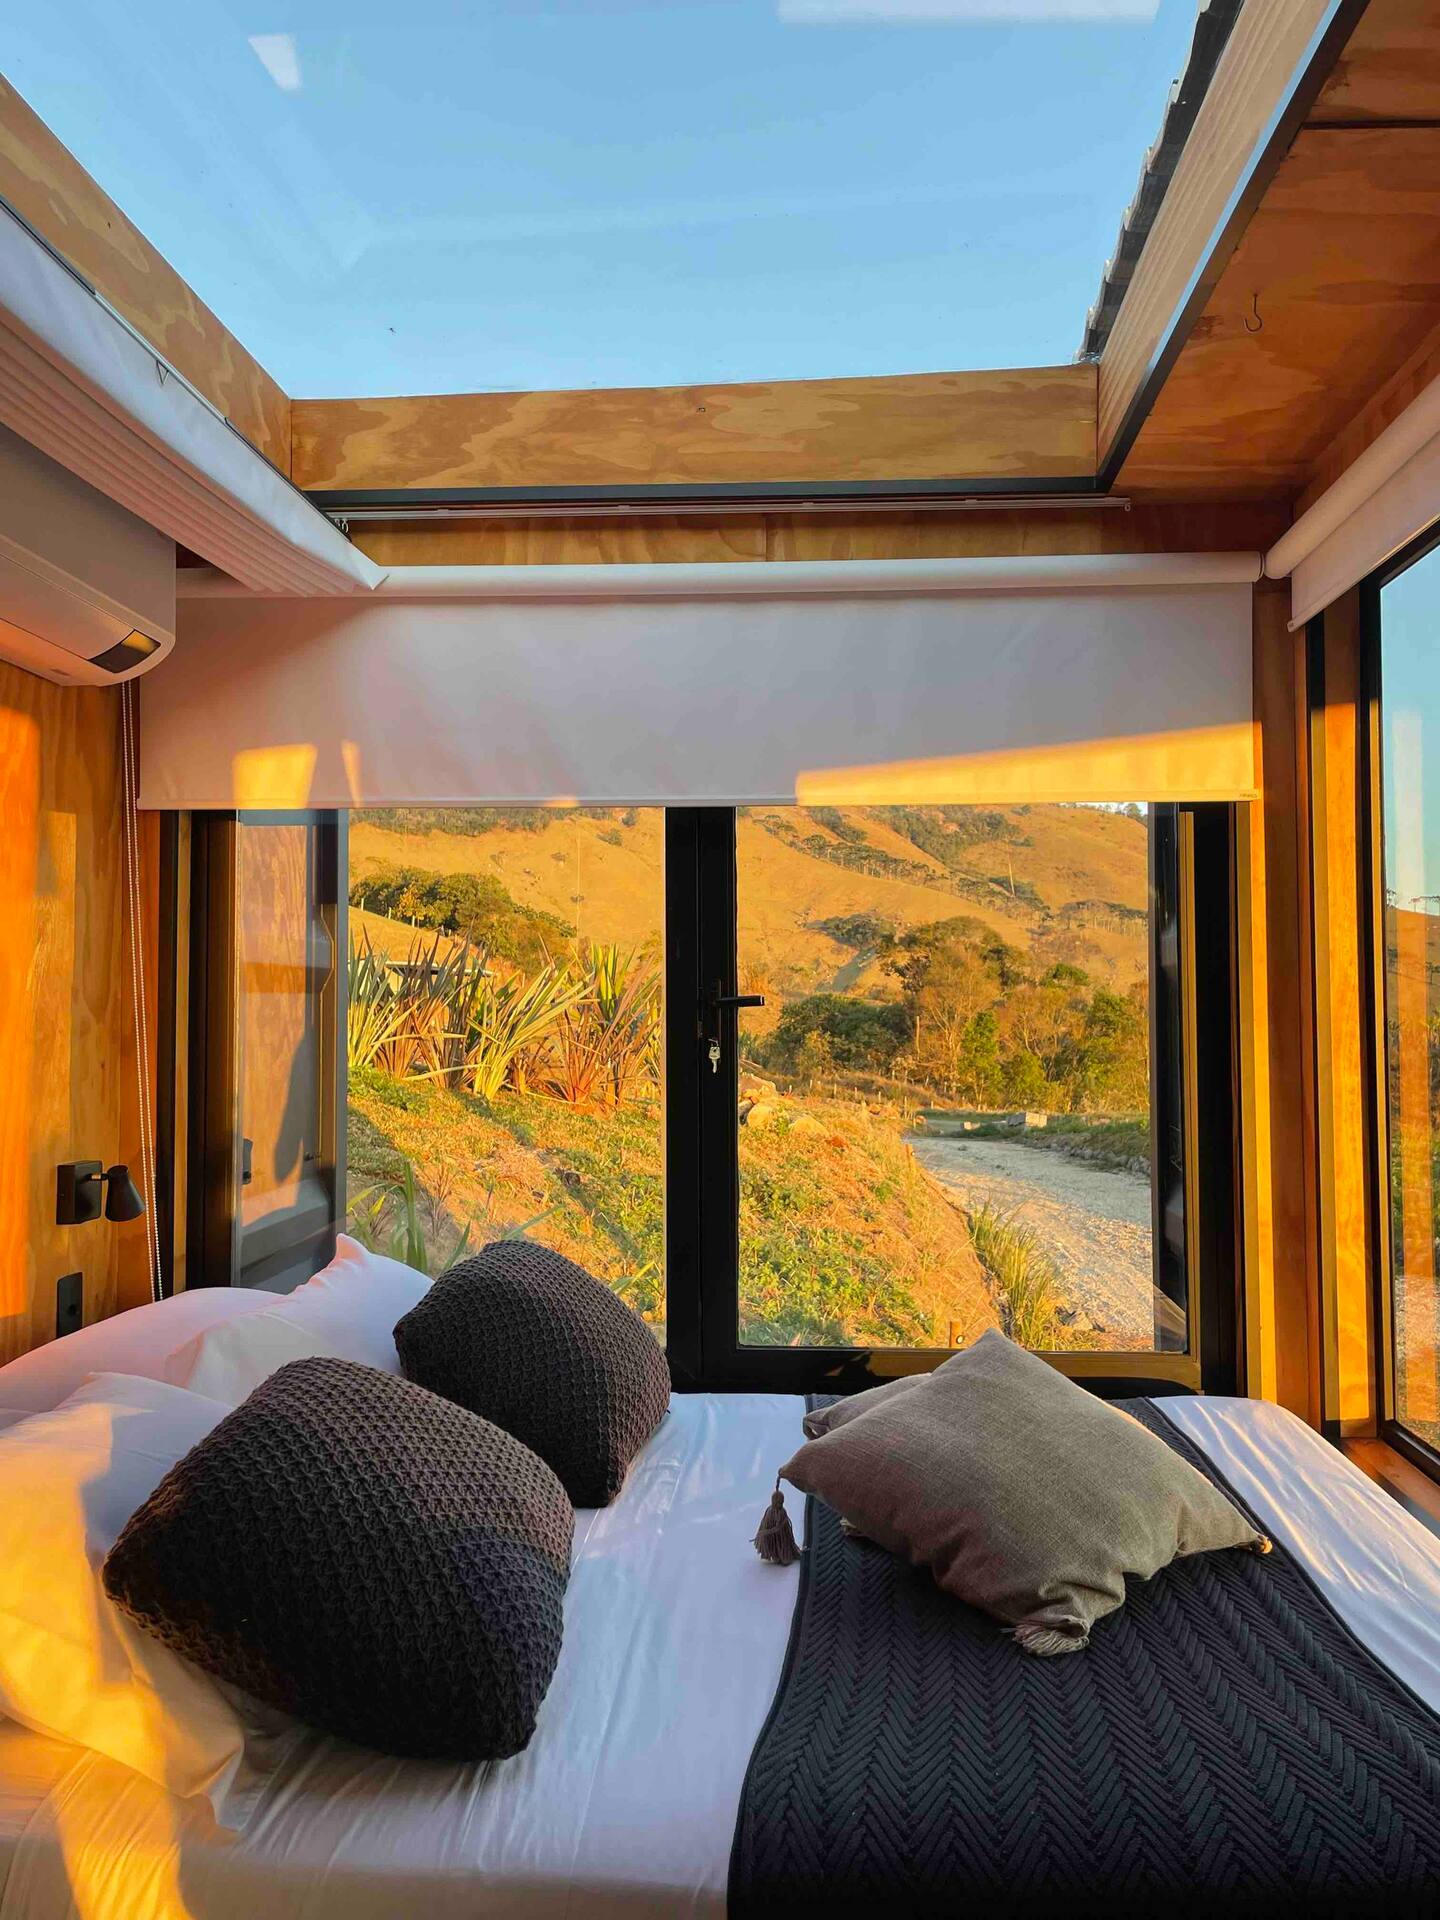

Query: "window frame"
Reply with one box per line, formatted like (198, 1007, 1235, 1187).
(666, 803, 1237, 1396)
(1361, 525, 1440, 1480)
(185, 810, 346, 1291)
(180, 801, 1239, 1389)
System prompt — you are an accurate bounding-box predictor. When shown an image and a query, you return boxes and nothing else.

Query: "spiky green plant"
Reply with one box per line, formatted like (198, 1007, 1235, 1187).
(347, 935, 408, 1071)
(349, 1153, 553, 1276)
(541, 943, 661, 1106)
(966, 1203, 1064, 1349)
(348, 1158, 441, 1272)
(461, 959, 588, 1102)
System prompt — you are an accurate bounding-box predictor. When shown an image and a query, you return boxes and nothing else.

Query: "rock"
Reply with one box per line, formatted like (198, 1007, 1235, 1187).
(740, 1072, 778, 1101)
(1056, 1305, 1095, 1333)
(789, 1114, 827, 1140)
(744, 1100, 781, 1131)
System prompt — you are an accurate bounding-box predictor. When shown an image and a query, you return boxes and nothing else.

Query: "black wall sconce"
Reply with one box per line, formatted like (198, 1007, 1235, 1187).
(56, 1162, 146, 1226)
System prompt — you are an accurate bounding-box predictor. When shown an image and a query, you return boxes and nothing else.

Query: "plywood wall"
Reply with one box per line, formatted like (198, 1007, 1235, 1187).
(0, 661, 153, 1364)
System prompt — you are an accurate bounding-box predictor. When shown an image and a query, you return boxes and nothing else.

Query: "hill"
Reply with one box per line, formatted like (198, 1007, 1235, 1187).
(348, 802, 1150, 1003)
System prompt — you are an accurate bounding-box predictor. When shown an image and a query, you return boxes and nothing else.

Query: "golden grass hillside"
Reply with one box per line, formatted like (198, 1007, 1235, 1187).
(349, 802, 1150, 1001)
(348, 1069, 1000, 1350)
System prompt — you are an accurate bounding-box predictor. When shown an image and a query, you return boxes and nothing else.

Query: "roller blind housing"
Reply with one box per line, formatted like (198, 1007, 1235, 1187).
(140, 555, 1259, 811)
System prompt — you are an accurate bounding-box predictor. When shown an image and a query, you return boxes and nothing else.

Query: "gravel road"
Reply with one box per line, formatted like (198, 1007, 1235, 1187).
(911, 1133, 1155, 1343)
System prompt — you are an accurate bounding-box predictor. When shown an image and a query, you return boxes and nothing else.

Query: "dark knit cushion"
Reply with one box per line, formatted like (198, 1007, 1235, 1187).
(395, 1241, 670, 1507)
(102, 1357, 573, 1761)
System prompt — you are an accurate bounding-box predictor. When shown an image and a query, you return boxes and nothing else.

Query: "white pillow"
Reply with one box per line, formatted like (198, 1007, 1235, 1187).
(0, 1287, 272, 1413)
(0, 1371, 289, 1826)
(162, 1235, 432, 1405)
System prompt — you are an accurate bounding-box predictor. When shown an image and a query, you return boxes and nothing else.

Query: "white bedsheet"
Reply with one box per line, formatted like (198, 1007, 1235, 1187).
(5, 1391, 1440, 1920)
(0, 1392, 802, 1920)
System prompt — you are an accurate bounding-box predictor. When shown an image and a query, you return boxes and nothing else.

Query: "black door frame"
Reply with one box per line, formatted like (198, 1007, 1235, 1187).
(665, 805, 1237, 1396)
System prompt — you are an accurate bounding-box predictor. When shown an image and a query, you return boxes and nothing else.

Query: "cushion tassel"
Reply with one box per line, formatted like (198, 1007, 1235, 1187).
(753, 1479, 800, 1565)
(1012, 1621, 1089, 1658)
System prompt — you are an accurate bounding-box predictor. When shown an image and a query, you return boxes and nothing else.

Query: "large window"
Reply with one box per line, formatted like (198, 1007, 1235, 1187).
(1375, 545, 1440, 1454)
(330, 801, 1218, 1388)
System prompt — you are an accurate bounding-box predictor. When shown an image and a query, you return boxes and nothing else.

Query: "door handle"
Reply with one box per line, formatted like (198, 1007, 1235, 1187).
(709, 993, 766, 1012)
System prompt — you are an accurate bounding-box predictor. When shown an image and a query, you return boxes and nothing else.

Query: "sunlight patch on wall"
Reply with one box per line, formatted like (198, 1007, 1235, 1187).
(232, 744, 317, 809)
(796, 721, 1256, 809)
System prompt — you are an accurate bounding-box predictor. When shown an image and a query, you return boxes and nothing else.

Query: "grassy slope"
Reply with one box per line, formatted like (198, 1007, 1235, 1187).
(348, 1071, 999, 1350)
(350, 802, 1149, 998)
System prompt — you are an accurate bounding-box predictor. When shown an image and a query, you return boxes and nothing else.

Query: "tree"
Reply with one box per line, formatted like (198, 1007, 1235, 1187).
(762, 995, 909, 1077)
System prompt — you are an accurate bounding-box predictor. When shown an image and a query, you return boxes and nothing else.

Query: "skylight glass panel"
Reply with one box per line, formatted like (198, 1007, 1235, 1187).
(5, 0, 1203, 397)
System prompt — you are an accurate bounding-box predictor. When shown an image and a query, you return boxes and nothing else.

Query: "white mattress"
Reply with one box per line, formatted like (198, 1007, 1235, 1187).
(3, 1391, 1440, 1920)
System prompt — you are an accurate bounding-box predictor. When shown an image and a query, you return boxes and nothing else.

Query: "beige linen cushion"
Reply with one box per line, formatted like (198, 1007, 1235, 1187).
(801, 1373, 922, 1439)
(779, 1330, 1269, 1654)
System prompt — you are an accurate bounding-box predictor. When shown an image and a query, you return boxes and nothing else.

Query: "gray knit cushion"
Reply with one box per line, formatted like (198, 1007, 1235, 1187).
(102, 1357, 573, 1760)
(395, 1241, 670, 1507)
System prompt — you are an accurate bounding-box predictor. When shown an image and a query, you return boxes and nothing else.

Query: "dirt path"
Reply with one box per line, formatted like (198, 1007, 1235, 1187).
(911, 1134, 1154, 1343)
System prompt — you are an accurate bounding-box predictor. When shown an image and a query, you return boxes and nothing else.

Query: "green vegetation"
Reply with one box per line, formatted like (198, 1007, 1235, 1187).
(753, 916, 1148, 1114)
(967, 1204, 1062, 1349)
(347, 934, 659, 1106)
(360, 806, 616, 837)
(348, 1072, 996, 1348)
(762, 994, 911, 1078)
(350, 863, 572, 966)
(811, 911, 897, 950)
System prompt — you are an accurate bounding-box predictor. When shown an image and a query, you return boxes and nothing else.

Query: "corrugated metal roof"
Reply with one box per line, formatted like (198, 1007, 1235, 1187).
(1078, 0, 1246, 363)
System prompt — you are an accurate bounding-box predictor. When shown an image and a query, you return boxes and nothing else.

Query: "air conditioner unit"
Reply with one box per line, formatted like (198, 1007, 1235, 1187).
(0, 421, 174, 684)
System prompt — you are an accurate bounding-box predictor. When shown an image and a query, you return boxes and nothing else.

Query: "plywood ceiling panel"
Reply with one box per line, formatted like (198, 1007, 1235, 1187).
(1312, 0, 1440, 122)
(290, 366, 1096, 494)
(0, 78, 290, 471)
(1117, 126, 1440, 498)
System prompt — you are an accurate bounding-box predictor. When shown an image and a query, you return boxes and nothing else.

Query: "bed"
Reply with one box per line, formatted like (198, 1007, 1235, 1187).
(2, 1387, 1440, 1919)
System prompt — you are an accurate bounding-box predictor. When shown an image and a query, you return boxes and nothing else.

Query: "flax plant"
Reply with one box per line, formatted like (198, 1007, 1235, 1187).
(541, 944, 661, 1106)
(461, 959, 588, 1102)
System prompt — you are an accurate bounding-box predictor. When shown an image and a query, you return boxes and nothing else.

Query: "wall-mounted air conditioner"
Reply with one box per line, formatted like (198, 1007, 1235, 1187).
(0, 421, 174, 685)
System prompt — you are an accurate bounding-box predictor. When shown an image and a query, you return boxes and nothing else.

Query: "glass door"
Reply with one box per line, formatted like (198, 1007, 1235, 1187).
(677, 803, 1213, 1392)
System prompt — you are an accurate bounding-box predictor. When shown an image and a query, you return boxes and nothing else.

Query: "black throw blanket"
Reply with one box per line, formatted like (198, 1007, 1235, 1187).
(729, 1398, 1440, 1919)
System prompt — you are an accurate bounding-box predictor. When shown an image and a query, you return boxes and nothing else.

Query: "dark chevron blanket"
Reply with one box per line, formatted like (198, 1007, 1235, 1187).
(729, 1398, 1440, 1919)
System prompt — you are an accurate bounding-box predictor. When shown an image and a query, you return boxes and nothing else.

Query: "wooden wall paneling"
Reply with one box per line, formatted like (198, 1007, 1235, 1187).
(0, 663, 147, 1363)
(0, 76, 290, 470)
(1096, 0, 1343, 472)
(353, 500, 1292, 572)
(292, 366, 1097, 495)
(352, 516, 768, 569)
(1238, 585, 1321, 1419)
(1116, 127, 1440, 499)
(1308, 591, 1376, 1433)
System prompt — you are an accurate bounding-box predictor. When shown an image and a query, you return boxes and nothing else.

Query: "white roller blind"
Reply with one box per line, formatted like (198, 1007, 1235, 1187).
(1268, 374, 1440, 628)
(139, 555, 1259, 810)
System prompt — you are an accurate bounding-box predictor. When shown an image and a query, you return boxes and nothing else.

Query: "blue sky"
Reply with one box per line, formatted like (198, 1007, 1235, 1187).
(7, 0, 1200, 397)
(1382, 551, 1440, 914)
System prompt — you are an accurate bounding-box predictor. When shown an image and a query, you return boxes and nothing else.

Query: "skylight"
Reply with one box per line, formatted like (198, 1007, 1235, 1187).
(6, 0, 1203, 399)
